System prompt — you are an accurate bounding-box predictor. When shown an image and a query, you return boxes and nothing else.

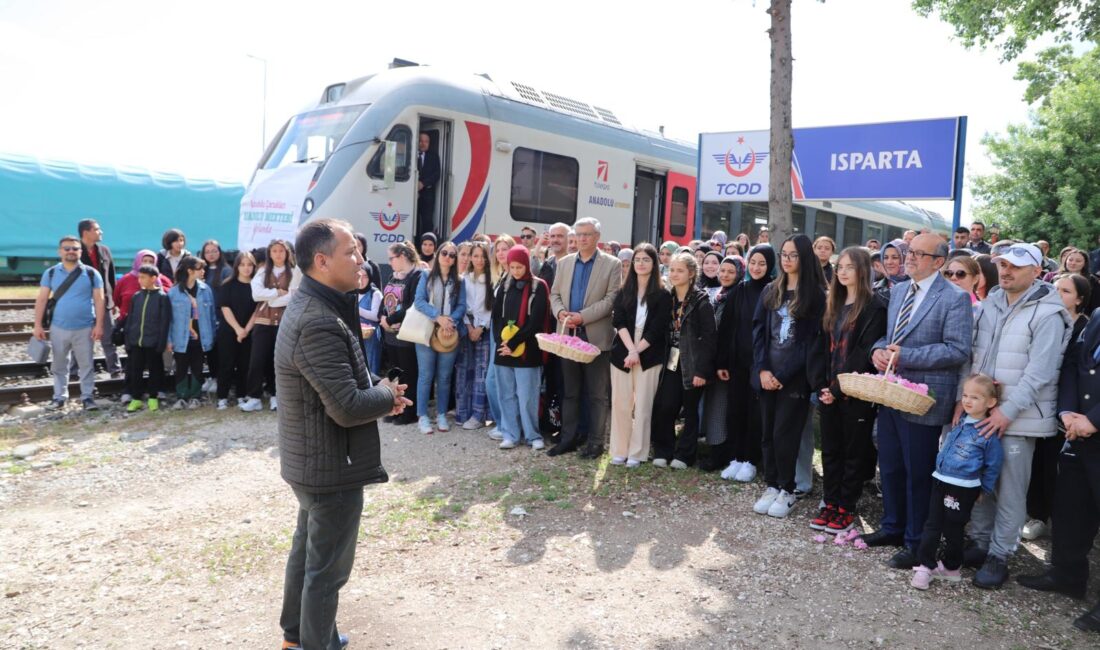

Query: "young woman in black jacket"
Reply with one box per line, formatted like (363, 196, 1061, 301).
(810, 246, 887, 534)
(715, 245, 777, 483)
(609, 244, 671, 467)
(752, 234, 827, 518)
(380, 241, 423, 425)
(651, 251, 716, 468)
(700, 255, 745, 471)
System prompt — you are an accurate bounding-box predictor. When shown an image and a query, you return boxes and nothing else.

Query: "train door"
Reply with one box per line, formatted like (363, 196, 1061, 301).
(633, 169, 664, 245)
(416, 118, 453, 240)
(662, 172, 696, 244)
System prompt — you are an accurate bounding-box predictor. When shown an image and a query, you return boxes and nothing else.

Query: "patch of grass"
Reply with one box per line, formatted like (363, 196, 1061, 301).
(3, 463, 28, 475)
(202, 528, 293, 581)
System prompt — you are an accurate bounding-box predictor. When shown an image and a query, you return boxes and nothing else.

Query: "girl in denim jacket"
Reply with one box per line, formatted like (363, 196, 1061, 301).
(912, 374, 1004, 590)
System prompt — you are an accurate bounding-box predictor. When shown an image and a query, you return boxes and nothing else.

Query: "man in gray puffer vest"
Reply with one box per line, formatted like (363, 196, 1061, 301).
(276, 219, 411, 650)
(956, 243, 1072, 590)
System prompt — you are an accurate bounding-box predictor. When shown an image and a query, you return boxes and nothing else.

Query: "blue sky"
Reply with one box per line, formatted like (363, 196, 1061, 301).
(0, 0, 1038, 222)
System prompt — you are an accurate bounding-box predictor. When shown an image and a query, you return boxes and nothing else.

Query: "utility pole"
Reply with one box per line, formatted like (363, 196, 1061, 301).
(246, 54, 268, 154)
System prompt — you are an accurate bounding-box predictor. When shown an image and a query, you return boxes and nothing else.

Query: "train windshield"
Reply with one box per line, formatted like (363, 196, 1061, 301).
(260, 104, 368, 170)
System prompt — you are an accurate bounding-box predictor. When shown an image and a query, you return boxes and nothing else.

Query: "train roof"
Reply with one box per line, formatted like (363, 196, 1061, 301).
(0, 152, 244, 261)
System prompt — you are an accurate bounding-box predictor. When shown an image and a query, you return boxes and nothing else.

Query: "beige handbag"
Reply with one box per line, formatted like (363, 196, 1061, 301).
(395, 304, 435, 346)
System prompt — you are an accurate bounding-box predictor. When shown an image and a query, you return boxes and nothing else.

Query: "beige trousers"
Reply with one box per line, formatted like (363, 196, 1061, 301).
(609, 328, 662, 461)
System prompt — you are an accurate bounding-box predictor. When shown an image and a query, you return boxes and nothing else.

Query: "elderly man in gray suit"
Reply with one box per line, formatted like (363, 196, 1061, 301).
(548, 217, 622, 459)
(861, 234, 973, 570)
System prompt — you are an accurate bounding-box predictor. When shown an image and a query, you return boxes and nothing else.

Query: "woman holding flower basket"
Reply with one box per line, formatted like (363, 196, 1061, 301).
(811, 247, 887, 534)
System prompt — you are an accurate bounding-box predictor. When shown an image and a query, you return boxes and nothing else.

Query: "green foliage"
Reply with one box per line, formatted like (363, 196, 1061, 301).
(971, 47, 1100, 249)
(912, 0, 1100, 60)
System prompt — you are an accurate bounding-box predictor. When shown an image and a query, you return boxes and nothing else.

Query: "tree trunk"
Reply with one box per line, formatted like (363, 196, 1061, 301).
(768, 0, 794, 242)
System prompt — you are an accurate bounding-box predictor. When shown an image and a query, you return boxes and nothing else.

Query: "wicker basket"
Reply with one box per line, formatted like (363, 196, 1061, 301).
(536, 324, 600, 364)
(837, 352, 936, 417)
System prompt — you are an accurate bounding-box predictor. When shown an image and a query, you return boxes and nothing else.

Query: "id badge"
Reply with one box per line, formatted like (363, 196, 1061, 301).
(666, 347, 680, 372)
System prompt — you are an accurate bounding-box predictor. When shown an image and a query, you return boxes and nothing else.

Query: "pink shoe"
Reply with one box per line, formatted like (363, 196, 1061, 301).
(931, 560, 962, 583)
(911, 565, 932, 590)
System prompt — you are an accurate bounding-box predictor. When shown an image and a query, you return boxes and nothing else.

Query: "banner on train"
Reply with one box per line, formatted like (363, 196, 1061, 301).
(237, 163, 317, 252)
(698, 117, 961, 202)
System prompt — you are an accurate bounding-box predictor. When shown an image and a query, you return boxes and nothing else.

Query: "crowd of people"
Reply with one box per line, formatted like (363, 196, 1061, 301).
(31, 215, 1100, 634)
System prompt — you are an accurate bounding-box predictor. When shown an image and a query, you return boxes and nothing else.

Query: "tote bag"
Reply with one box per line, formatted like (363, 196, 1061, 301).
(395, 304, 435, 346)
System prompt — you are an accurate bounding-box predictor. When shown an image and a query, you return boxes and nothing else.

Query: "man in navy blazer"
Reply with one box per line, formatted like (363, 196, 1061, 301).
(416, 132, 441, 239)
(861, 234, 973, 569)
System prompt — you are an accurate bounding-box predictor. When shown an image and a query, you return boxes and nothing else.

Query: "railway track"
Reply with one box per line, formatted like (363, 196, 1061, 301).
(0, 356, 120, 379)
(0, 321, 35, 344)
(0, 299, 35, 311)
(0, 377, 127, 407)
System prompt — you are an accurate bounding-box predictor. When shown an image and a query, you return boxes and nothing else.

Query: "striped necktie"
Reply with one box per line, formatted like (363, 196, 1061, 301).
(892, 283, 919, 345)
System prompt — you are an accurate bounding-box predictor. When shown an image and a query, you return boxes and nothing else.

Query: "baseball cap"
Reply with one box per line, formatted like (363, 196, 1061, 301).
(995, 243, 1042, 267)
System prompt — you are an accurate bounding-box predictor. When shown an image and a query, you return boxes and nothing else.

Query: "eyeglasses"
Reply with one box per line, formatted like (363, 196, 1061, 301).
(519, 233, 535, 240)
(575, 231, 597, 238)
(780, 252, 799, 261)
(906, 250, 943, 261)
(439, 251, 457, 259)
(61, 246, 81, 252)
(943, 270, 969, 280)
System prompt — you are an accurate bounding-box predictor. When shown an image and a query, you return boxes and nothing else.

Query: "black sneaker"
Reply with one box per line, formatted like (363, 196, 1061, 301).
(793, 488, 812, 501)
(973, 554, 1009, 590)
(82, 398, 99, 411)
(962, 544, 988, 569)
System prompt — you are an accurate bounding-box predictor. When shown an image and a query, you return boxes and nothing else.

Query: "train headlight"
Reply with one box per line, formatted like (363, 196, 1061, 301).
(304, 198, 314, 214)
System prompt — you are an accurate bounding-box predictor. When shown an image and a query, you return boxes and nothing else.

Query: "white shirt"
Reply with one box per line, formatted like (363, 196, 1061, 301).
(463, 273, 493, 328)
(896, 272, 938, 331)
(635, 297, 648, 330)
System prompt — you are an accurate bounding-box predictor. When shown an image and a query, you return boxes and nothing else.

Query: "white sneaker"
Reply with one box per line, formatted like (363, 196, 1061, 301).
(201, 378, 215, 393)
(436, 414, 450, 432)
(1021, 518, 1048, 540)
(610, 456, 627, 465)
(753, 487, 780, 515)
(499, 439, 517, 450)
(530, 439, 545, 451)
(462, 417, 482, 430)
(172, 399, 187, 410)
(734, 462, 757, 483)
(721, 460, 743, 480)
(187, 398, 202, 409)
(488, 428, 504, 441)
(418, 416, 433, 434)
(217, 399, 228, 410)
(626, 459, 641, 468)
(239, 397, 263, 412)
(269, 396, 278, 411)
(767, 490, 797, 518)
(670, 459, 688, 470)
(652, 458, 668, 468)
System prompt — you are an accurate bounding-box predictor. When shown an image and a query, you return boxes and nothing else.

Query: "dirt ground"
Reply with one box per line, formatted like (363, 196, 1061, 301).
(1, 407, 1097, 649)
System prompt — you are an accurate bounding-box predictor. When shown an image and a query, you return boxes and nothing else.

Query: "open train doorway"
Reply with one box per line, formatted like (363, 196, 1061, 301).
(415, 118, 452, 240)
(632, 168, 664, 246)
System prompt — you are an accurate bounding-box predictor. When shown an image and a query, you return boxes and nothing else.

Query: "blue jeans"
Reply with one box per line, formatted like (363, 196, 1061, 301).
(495, 365, 543, 444)
(486, 330, 502, 424)
(414, 344, 458, 417)
(361, 328, 382, 378)
(280, 487, 362, 650)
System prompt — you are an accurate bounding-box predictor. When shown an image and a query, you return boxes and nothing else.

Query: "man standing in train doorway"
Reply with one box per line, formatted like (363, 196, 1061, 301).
(416, 132, 440, 239)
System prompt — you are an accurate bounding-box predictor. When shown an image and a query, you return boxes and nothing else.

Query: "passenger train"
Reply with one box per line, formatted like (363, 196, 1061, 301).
(239, 60, 947, 255)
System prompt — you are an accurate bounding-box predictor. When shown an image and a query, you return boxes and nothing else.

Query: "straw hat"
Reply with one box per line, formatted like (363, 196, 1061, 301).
(431, 326, 459, 353)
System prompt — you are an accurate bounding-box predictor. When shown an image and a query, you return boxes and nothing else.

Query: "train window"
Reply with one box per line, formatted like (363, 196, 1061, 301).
(843, 216, 863, 249)
(262, 104, 368, 170)
(510, 147, 579, 224)
(700, 202, 730, 239)
(865, 223, 884, 246)
(792, 205, 806, 234)
(670, 187, 689, 237)
(366, 125, 412, 182)
(815, 210, 837, 241)
(886, 226, 905, 242)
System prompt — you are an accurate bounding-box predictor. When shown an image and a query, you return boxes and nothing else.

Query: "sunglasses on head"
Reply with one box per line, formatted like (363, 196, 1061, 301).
(943, 270, 969, 280)
(1003, 246, 1041, 266)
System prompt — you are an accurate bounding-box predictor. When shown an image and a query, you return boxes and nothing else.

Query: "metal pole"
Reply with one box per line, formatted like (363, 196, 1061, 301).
(952, 115, 968, 231)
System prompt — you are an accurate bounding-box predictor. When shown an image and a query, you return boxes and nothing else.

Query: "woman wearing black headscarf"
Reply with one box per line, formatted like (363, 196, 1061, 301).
(700, 255, 745, 471)
(419, 232, 438, 266)
(719, 245, 776, 483)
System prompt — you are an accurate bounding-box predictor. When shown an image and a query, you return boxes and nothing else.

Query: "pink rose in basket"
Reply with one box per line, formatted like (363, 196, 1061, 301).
(542, 333, 599, 355)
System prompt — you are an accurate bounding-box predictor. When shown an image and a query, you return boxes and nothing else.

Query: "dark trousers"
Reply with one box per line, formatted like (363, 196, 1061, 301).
(247, 324, 278, 398)
(174, 339, 205, 398)
(417, 189, 436, 238)
(560, 352, 610, 449)
(280, 487, 363, 650)
(916, 478, 980, 571)
(216, 330, 252, 400)
(876, 407, 941, 551)
(727, 366, 761, 465)
(387, 343, 419, 420)
(126, 346, 164, 399)
(759, 382, 812, 492)
(819, 397, 878, 511)
(650, 368, 704, 463)
(1026, 432, 1064, 522)
(1049, 446, 1100, 587)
